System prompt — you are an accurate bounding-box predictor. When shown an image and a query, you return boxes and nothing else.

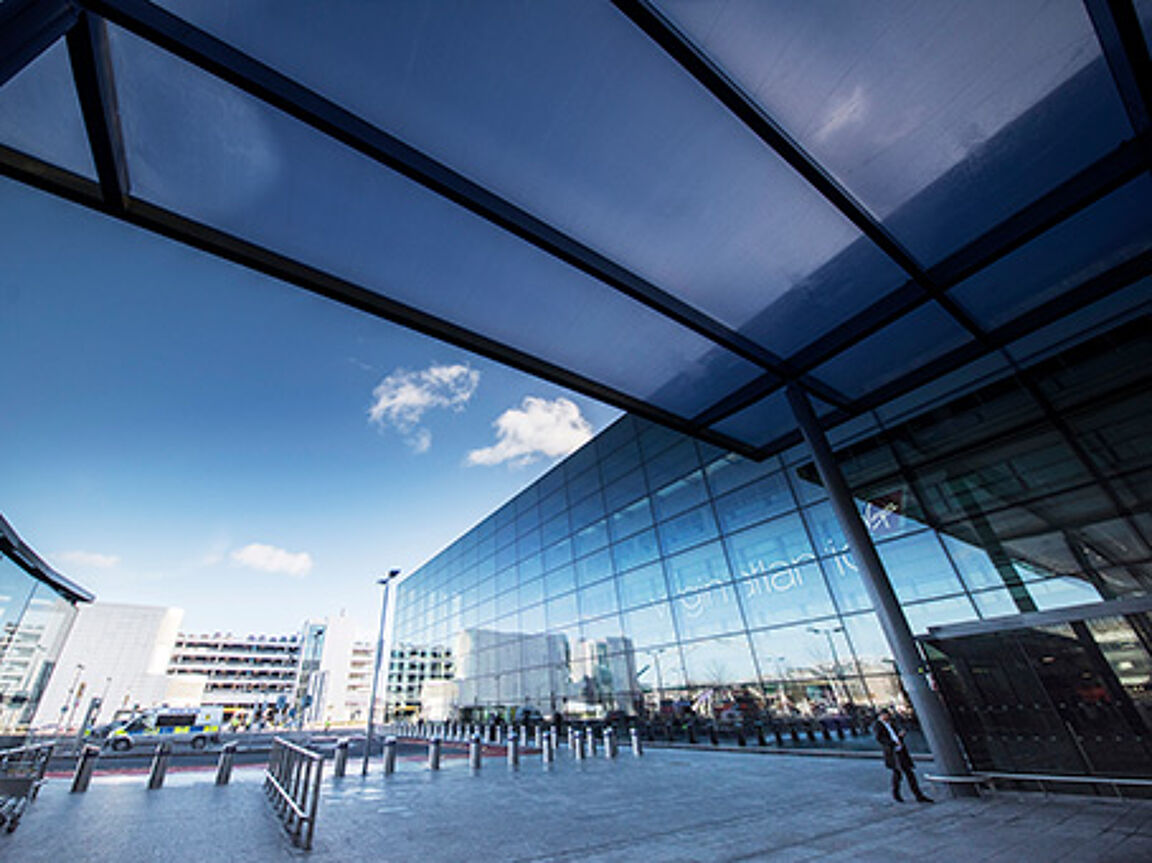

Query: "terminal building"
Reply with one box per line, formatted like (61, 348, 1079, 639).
(389, 310, 1150, 778)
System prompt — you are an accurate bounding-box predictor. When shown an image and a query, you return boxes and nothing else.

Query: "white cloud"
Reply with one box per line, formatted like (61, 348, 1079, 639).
(230, 543, 313, 577)
(368, 363, 480, 452)
(467, 397, 593, 467)
(814, 84, 868, 143)
(54, 550, 120, 569)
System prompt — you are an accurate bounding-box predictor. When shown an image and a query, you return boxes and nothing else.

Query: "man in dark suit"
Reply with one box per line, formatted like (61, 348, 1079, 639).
(873, 709, 932, 803)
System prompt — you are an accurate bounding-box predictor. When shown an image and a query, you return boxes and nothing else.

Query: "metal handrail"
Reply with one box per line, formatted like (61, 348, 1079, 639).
(263, 737, 323, 850)
(926, 770, 1152, 797)
(0, 743, 54, 832)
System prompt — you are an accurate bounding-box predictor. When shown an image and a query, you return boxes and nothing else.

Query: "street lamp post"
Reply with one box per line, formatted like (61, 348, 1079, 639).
(363, 569, 400, 776)
(60, 663, 84, 733)
(808, 625, 846, 703)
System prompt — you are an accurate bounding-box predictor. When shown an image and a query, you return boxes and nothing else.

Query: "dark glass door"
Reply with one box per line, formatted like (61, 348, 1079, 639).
(925, 611, 1152, 778)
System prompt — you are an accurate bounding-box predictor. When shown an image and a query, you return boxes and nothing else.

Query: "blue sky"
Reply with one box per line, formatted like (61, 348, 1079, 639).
(0, 178, 619, 634)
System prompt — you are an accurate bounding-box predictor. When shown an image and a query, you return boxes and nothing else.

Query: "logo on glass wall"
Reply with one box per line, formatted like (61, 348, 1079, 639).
(741, 556, 810, 597)
(864, 491, 904, 537)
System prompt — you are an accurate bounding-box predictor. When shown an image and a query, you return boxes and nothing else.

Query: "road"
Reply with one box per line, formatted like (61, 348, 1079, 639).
(39, 732, 427, 775)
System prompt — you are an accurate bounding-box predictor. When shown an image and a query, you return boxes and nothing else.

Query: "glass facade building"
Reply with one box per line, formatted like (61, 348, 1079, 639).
(0, 515, 93, 744)
(389, 308, 1151, 771)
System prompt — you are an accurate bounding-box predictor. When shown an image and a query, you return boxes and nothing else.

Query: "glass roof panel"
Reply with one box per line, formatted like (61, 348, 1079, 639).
(107, 25, 762, 419)
(152, 0, 904, 343)
(0, 38, 96, 179)
(659, 0, 1133, 266)
(951, 177, 1152, 331)
(710, 389, 792, 450)
(808, 303, 972, 399)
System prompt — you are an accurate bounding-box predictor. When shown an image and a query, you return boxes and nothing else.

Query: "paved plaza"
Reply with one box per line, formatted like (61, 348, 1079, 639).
(5, 747, 1152, 862)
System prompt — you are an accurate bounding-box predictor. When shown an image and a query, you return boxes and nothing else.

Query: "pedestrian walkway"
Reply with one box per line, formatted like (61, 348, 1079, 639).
(4, 747, 1151, 861)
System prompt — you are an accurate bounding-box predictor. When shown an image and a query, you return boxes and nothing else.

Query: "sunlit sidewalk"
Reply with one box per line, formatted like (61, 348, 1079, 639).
(5, 748, 1152, 862)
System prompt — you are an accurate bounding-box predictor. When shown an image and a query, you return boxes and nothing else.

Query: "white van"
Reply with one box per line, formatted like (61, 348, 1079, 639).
(105, 706, 224, 751)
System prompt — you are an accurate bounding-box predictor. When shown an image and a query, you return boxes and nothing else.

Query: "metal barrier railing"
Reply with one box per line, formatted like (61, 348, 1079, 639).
(264, 737, 323, 850)
(926, 770, 1152, 798)
(0, 742, 54, 832)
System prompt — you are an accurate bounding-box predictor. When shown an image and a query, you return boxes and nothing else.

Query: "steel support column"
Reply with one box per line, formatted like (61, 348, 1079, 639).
(786, 385, 974, 793)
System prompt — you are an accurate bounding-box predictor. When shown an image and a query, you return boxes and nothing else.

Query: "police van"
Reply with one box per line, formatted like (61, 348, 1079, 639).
(105, 706, 224, 751)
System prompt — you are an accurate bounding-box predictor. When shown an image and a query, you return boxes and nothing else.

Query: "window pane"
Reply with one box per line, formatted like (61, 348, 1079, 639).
(737, 562, 836, 629)
(652, 470, 708, 522)
(657, 503, 720, 556)
(713, 470, 795, 534)
(682, 635, 759, 687)
(664, 541, 732, 597)
(610, 497, 654, 543)
(572, 520, 609, 558)
(952, 178, 1152, 330)
(725, 512, 815, 578)
(612, 528, 661, 573)
(875, 531, 966, 603)
(623, 602, 678, 648)
(616, 562, 670, 610)
(821, 554, 873, 615)
(705, 452, 782, 498)
(578, 578, 619, 620)
(810, 303, 971, 398)
(574, 548, 613, 589)
(673, 584, 744, 640)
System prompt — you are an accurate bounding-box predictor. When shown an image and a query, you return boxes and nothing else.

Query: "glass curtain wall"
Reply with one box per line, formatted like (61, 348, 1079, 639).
(0, 555, 78, 738)
(388, 309, 1150, 756)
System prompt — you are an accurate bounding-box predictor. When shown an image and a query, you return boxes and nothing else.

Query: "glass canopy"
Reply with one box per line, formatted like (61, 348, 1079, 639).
(1, 0, 1149, 458)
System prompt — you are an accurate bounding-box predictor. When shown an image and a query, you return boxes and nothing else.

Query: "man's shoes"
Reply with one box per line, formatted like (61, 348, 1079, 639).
(915, 795, 934, 803)
(892, 793, 904, 802)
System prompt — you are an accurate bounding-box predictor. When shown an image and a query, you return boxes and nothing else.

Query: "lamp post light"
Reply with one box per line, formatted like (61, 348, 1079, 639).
(363, 569, 400, 776)
(808, 625, 846, 703)
(60, 663, 84, 733)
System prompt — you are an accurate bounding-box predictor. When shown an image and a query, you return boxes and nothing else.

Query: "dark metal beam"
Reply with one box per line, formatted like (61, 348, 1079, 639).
(791, 133, 1150, 372)
(750, 247, 1152, 460)
(0, 143, 760, 460)
(618, 0, 1152, 431)
(692, 132, 1150, 433)
(1085, 0, 1152, 135)
(0, 0, 78, 88)
(73, 0, 852, 408)
(66, 11, 129, 210)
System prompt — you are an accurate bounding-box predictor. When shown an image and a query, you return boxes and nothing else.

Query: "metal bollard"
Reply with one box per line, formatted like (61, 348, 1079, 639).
(147, 741, 171, 790)
(215, 741, 238, 785)
(630, 726, 643, 757)
(604, 727, 617, 758)
(333, 737, 350, 777)
(534, 726, 543, 749)
(428, 737, 442, 770)
(469, 734, 483, 770)
(586, 728, 596, 757)
(542, 730, 555, 764)
(573, 730, 584, 760)
(567, 727, 575, 750)
(519, 725, 527, 746)
(383, 736, 397, 775)
(507, 731, 519, 768)
(71, 743, 100, 793)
